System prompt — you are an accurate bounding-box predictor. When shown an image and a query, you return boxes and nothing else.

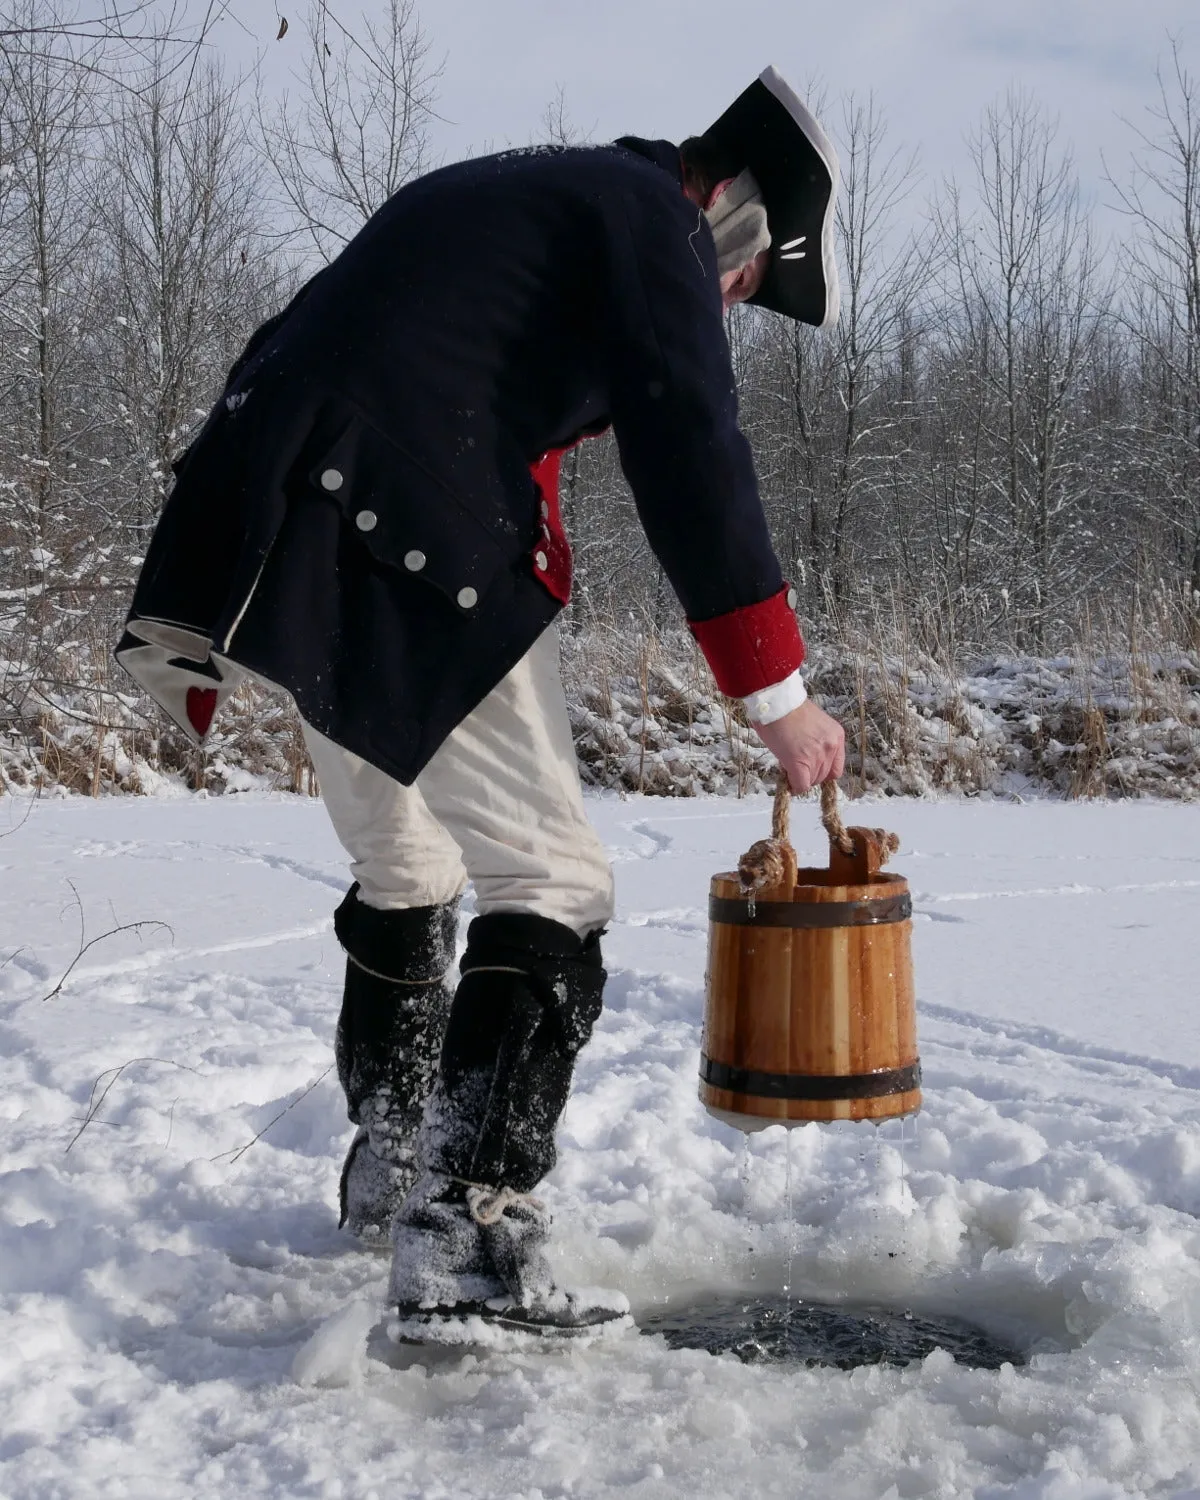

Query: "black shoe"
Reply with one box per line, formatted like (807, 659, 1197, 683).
(390, 1296, 633, 1346)
(387, 1173, 630, 1346)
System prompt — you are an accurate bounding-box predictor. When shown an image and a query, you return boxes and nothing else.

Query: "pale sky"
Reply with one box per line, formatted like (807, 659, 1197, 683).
(210, 0, 1198, 216)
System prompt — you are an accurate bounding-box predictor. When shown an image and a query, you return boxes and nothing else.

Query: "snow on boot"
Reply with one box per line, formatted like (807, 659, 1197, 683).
(386, 913, 630, 1343)
(387, 1173, 505, 1308)
(422, 911, 606, 1191)
(333, 886, 458, 1243)
(388, 1173, 631, 1346)
(337, 1111, 417, 1245)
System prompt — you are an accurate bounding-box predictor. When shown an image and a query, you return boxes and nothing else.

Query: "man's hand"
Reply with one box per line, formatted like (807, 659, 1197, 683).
(750, 699, 845, 794)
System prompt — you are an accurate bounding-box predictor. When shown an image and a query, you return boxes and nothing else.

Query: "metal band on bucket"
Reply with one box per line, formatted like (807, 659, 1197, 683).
(700, 1056, 921, 1101)
(708, 892, 912, 928)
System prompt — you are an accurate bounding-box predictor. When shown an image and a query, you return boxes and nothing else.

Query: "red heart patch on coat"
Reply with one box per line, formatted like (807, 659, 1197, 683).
(186, 686, 218, 736)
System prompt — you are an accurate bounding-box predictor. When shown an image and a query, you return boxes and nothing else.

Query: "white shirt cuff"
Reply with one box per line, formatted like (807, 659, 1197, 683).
(743, 669, 807, 725)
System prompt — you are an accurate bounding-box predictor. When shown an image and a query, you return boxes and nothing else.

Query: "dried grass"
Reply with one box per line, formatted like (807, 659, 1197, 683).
(2, 592, 1198, 801)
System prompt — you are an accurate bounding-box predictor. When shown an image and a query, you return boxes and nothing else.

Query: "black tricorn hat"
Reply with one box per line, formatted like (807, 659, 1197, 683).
(699, 67, 840, 327)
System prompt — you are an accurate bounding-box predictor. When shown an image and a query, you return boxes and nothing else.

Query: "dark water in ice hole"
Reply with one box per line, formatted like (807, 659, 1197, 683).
(641, 1293, 1025, 1370)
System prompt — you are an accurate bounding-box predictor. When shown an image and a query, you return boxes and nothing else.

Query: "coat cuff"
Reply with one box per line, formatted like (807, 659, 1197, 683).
(743, 668, 807, 725)
(688, 585, 806, 698)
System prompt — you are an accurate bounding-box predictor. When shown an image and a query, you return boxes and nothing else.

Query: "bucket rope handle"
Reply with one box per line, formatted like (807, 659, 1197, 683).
(738, 775, 899, 893)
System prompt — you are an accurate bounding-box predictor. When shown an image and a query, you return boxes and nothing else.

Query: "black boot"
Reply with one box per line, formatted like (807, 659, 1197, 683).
(424, 911, 605, 1190)
(388, 914, 630, 1342)
(333, 884, 458, 1243)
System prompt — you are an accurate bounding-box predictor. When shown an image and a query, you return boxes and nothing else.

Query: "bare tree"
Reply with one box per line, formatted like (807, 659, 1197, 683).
(0, 4, 287, 776)
(1109, 40, 1200, 643)
(2, 0, 166, 43)
(822, 95, 926, 605)
(258, 0, 439, 261)
(0, 0, 100, 578)
(744, 94, 925, 615)
(0, 0, 107, 742)
(97, 45, 279, 537)
(537, 83, 588, 148)
(935, 90, 1107, 645)
(1, 0, 240, 93)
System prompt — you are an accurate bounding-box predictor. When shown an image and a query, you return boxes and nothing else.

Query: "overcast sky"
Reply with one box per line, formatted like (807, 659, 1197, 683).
(212, 0, 1198, 217)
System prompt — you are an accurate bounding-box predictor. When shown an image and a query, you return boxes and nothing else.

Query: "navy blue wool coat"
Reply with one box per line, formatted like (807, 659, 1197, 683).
(116, 137, 804, 784)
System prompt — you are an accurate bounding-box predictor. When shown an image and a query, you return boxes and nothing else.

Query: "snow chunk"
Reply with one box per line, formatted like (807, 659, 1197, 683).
(291, 1299, 375, 1387)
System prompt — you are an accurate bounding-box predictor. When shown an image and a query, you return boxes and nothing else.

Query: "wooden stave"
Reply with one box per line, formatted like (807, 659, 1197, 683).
(701, 869, 920, 1126)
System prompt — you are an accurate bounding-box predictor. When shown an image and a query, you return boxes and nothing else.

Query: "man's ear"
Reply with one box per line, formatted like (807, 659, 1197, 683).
(704, 177, 736, 212)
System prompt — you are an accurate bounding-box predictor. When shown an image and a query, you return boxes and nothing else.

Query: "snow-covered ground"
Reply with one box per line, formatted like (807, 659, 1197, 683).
(3, 789, 1200, 1499)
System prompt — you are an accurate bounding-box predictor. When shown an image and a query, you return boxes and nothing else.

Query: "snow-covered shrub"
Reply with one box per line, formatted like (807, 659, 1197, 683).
(2, 621, 1197, 800)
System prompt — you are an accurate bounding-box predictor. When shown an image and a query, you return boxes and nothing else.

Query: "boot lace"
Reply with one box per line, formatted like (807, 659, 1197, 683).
(461, 1182, 544, 1226)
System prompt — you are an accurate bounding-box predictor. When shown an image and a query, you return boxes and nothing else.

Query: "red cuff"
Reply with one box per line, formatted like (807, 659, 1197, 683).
(688, 585, 806, 697)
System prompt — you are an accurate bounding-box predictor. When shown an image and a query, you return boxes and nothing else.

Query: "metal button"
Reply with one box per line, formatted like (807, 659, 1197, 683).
(534, 551, 548, 571)
(540, 500, 550, 520)
(786, 587, 798, 609)
(320, 468, 343, 491)
(404, 549, 426, 572)
(456, 586, 478, 609)
(355, 510, 377, 532)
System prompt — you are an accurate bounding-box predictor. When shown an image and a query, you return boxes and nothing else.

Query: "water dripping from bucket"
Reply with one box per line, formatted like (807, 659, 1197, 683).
(897, 1114, 910, 1206)
(783, 1128, 796, 1327)
(870, 1113, 915, 1213)
(736, 1135, 758, 1284)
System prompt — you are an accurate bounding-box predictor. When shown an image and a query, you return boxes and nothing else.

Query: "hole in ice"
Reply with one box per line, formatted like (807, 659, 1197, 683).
(641, 1293, 1025, 1370)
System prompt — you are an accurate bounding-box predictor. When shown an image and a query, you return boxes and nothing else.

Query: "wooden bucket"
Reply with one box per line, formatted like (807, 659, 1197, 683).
(700, 782, 920, 1129)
